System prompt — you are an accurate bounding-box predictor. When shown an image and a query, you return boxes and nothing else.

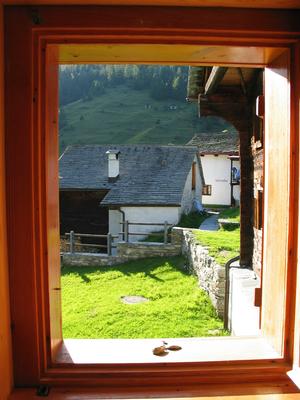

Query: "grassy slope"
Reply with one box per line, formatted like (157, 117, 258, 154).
(218, 207, 240, 222)
(60, 85, 227, 148)
(193, 228, 240, 266)
(193, 207, 240, 266)
(61, 256, 225, 339)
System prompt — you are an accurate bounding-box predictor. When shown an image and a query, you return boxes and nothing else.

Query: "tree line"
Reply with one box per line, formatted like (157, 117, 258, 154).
(59, 64, 188, 107)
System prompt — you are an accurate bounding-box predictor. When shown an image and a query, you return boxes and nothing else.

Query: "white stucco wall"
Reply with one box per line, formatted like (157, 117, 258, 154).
(107, 151, 119, 178)
(180, 156, 202, 215)
(201, 154, 240, 206)
(109, 209, 122, 238)
(109, 207, 180, 242)
(228, 268, 260, 336)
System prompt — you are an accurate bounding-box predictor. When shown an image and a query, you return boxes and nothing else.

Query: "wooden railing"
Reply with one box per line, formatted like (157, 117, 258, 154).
(65, 232, 119, 256)
(119, 220, 173, 244)
(64, 221, 174, 255)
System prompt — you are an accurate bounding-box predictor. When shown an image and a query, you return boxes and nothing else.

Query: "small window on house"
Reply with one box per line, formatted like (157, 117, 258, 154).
(202, 184, 212, 196)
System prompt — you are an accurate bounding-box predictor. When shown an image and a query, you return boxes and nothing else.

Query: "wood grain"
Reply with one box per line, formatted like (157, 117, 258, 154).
(0, 4, 13, 400)
(3, 3, 300, 394)
(261, 51, 290, 355)
(58, 44, 285, 67)
(289, 42, 300, 371)
(5, 7, 41, 386)
(2, 0, 300, 8)
(45, 45, 62, 363)
(8, 387, 300, 400)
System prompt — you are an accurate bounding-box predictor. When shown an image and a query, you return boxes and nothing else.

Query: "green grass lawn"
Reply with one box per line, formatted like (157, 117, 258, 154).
(218, 207, 240, 223)
(61, 256, 225, 339)
(193, 229, 240, 266)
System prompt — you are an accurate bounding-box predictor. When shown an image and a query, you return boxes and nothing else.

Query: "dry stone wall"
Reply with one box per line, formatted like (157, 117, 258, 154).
(117, 241, 181, 259)
(61, 239, 181, 267)
(173, 227, 225, 318)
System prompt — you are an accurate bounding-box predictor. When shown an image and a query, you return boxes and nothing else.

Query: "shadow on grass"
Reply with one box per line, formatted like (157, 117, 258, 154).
(61, 255, 189, 283)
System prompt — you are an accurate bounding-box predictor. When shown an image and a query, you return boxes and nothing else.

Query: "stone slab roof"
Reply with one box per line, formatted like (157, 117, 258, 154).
(187, 132, 239, 155)
(59, 144, 201, 206)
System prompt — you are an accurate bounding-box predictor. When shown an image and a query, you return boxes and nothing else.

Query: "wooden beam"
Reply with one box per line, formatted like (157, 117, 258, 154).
(204, 66, 228, 95)
(0, 4, 13, 400)
(3, 0, 300, 8)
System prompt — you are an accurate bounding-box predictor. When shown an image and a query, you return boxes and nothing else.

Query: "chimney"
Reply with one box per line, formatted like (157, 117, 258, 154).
(106, 150, 120, 182)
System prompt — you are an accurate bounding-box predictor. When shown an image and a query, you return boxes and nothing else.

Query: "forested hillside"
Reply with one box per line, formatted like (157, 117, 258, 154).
(59, 65, 234, 151)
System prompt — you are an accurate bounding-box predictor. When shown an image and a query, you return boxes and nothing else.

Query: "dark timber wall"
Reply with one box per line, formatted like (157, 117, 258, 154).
(59, 190, 109, 241)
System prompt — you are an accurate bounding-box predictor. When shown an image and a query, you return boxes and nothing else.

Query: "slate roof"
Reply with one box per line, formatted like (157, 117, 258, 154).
(59, 145, 202, 206)
(187, 132, 239, 155)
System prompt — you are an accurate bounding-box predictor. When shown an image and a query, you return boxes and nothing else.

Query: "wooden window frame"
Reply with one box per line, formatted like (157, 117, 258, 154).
(4, 5, 300, 394)
(202, 184, 212, 196)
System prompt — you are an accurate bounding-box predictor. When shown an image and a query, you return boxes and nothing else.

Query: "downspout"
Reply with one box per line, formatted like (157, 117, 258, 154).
(119, 208, 125, 241)
(223, 255, 250, 331)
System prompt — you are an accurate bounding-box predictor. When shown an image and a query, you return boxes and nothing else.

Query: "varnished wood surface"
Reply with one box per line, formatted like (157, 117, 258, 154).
(8, 387, 300, 400)
(12, 6, 300, 36)
(5, 6, 41, 386)
(3, 3, 300, 396)
(45, 45, 62, 363)
(0, 4, 13, 400)
(293, 43, 300, 371)
(261, 51, 290, 355)
(2, 0, 300, 9)
(58, 44, 285, 67)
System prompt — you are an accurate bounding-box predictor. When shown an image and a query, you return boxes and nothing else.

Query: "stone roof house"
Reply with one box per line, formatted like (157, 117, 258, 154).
(188, 132, 239, 155)
(59, 144, 204, 241)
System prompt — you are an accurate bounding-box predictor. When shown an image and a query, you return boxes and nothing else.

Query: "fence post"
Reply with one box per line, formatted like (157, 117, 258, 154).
(164, 221, 168, 244)
(70, 230, 75, 254)
(107, 233, 112, 256)
(124, 220, 129, 242)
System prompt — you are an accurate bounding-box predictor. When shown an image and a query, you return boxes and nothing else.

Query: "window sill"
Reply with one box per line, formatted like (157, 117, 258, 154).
(9, 388, 300, 399)
(55, 336, 279, 364)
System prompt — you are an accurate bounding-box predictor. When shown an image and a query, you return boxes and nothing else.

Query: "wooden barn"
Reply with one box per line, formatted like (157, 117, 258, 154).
(2, 2, 300, 399)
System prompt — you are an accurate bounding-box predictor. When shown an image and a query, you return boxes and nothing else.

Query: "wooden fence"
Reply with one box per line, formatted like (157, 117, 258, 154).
(65, 232, 118, 256)
(119, 220, 174, 244)
(65, 220, 174, 255)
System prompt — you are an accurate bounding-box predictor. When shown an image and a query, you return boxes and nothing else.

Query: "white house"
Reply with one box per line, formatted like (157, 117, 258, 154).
(59, 144, 204, 242)
(188, 133, 240, 206)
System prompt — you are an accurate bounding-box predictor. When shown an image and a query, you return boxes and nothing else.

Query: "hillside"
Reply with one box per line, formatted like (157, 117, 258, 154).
(59, 85, 233, 151)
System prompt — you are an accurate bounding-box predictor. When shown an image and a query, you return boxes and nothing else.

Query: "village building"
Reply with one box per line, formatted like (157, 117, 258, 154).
(188, 132, 240, 206)
(59, 144, 204, 242)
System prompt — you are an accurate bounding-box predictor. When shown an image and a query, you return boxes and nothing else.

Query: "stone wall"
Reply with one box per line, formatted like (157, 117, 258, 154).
(173, 227, 225, 318)
(117, 241, 181, 259)
(252, 147, 263, 276)
(62, 253, 126, 267)
(252, 228, 262, 277)
(61, 235, 181, 267)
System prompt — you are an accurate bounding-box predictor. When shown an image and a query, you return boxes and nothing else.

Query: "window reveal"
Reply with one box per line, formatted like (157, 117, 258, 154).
(202, 184, 212, 196)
